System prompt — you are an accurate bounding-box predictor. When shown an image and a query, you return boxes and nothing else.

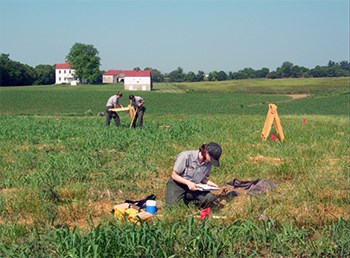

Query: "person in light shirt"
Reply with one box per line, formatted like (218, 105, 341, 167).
(105, 91, 123, 127)
(165, 142, 222, 208)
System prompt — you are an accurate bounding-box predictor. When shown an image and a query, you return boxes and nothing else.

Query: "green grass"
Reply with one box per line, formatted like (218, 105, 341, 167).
(1, 217, 349, 257)
(0, 77, 349, 256)
(164, 77, 350, 94)
(0, 77, 349, 116)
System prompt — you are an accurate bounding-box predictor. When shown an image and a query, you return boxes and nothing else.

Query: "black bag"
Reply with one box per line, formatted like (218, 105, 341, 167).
(125, 194, 156, 209)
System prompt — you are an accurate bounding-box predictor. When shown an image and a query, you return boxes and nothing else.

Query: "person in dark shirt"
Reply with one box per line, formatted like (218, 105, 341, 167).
(129, 95, 145, 128)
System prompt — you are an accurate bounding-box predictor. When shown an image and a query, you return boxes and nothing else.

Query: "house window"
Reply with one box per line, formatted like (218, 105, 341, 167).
(59, 77, 61, 81)
(69, 70, 71, 74)
(59, 70, 61, 74)
(64, 70, 66, 74)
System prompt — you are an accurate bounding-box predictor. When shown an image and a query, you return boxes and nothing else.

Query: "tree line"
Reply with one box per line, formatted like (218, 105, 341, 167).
(0, 53, 55, 86)
(1, 42, 349, 86)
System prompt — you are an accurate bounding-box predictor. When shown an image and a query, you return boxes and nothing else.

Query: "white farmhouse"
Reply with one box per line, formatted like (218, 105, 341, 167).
(55, 63, 79, 85)
(103, 70, 152, 91)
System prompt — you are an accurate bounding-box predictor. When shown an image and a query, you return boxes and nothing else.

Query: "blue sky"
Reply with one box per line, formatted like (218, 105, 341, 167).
(0, 0, 348, 73)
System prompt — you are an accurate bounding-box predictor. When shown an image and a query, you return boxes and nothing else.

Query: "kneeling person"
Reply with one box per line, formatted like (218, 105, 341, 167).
(165, 142, 222, 208)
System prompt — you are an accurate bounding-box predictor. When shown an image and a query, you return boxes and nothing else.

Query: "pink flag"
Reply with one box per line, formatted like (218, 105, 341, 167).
(200, 207, 211, 221)
(55, 116, 59, 121)
(302, 118, 307, 124)
(271, 134, 278, 141)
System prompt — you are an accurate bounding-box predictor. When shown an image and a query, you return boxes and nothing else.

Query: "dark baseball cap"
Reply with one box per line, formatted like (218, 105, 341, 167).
(206, 142, 222, 167)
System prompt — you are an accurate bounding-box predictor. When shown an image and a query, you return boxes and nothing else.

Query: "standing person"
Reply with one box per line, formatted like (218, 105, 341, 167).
(105, 91, 123, 127)
(129, 95, 145, 128)
(165, 142, 222, 208)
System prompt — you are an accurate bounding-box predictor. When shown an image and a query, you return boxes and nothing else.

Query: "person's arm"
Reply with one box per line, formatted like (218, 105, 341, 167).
(201, 177, 219, 187)
(113, 98, 117, 108)
(138, 98, 144, 107)
(115, 98, 123, 108)
(171, 171, 197, 191)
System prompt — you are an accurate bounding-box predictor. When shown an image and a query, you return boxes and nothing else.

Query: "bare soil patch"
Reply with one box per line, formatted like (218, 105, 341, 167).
(248, 154, 284, 165)
(284, 94, 310, 100)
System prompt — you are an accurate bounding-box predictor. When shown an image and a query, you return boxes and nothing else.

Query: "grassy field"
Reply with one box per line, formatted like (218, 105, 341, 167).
(0, 77, 349, 257)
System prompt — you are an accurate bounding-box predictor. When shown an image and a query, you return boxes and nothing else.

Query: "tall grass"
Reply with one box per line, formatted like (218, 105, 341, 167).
(1, 217, 349, 257)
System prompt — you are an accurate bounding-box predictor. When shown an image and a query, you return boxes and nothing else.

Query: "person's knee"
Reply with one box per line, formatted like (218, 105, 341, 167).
(196, 193, 218, 207)
(206, 193, 218, 202)
(165, 193, 178, 206)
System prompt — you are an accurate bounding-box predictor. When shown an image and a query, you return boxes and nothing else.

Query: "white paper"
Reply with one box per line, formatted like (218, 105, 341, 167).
(195, 183, 220, 191)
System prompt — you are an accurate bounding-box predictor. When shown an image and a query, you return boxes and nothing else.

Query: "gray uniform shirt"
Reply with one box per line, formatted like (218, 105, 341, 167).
(173, 150, 211, 183)
(106, 95, 119, 107)
(130, 96, 144, 108)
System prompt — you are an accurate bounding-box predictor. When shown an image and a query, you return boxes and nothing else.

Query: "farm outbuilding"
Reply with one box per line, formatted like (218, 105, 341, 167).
(103, 70, 153, 91)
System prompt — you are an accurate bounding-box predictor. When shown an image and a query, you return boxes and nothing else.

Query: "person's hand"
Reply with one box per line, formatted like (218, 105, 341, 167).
(187, 181, 198, 191)
(120, 105, 124, 108)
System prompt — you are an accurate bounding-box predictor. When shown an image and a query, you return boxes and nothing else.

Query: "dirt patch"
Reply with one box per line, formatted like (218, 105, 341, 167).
(56, 199, 112, 229)
(284, 94, 310, 100)
(97, 149, 119, 154)
(36, 143, 65, 152)
(0, 188, 18, 194)
(248, 155, 284, 165)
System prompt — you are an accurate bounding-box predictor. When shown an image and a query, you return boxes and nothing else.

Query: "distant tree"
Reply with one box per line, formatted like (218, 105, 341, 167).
(231, 70, 250, 80)
(309, 65, 328, 77)
(279, 61, 294, 78)
(289, 65, 309, 78)
(328, 60, 336, 67)
(195, 71, 205, 81)
(310, 64, 348, 78)
(185, 71, 196, 82)
(217, 71, 228, 81)
(144, 67, 164, 82)
(66, 42, 101, 84)
(208, 71, 218, 81)
(133, 67, 141, 71)
(242, 68, 257, 78)
(266, 71, 279, 79)
(228, 71, 234, 80)
(0, 53, 35, 86)
(34, 64, 55, 85)
(256, 67, 270, 78)
(339, 61, 350, 72)
(169, 67, 185, 82)
(326, 65, 349, 77)
(274, 68, 283, 78)
(229, 68, 258, 80)
(0, 53, 11, 85)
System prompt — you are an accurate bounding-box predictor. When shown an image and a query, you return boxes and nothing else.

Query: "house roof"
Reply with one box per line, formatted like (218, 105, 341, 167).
(103, 70, 151, 77)
(103, 70, 124, 76)
(56, 63, 72, 69)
